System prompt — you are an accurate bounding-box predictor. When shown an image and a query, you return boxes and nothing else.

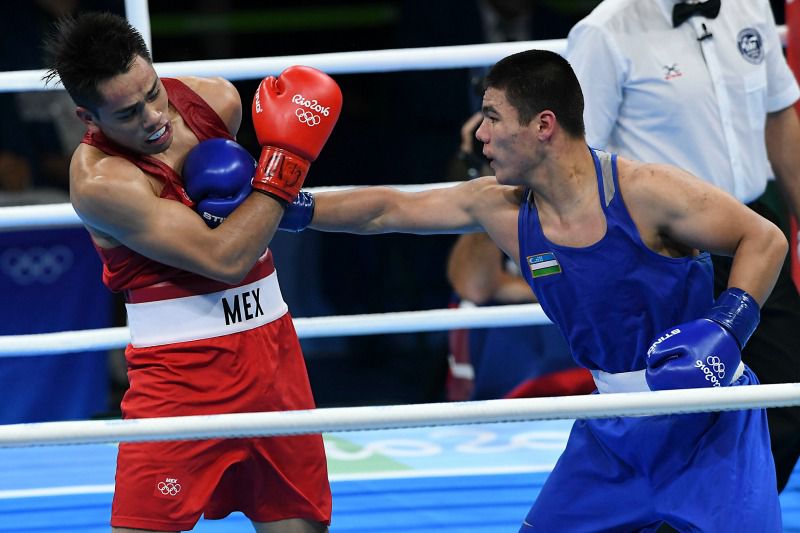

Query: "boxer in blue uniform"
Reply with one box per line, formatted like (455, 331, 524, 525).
(516, 148, 779, 532)
(282, 50, 788, 531)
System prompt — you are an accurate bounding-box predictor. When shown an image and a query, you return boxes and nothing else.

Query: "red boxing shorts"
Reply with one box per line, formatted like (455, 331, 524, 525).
(111, 269, 331, 530)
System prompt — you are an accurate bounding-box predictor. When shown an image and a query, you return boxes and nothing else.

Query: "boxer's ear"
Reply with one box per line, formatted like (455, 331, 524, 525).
(76, 106, 100, 133)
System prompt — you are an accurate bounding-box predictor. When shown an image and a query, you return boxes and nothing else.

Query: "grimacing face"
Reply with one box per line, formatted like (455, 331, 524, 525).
(77, 55, 173, 155)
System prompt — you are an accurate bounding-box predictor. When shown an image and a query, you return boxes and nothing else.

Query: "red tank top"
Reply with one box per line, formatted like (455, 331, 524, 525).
(85, 78, 272, 298)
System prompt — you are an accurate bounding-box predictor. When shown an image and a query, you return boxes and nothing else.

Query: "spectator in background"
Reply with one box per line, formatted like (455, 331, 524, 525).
(444, 111, 594, 401)
(567, 0, 800, 491)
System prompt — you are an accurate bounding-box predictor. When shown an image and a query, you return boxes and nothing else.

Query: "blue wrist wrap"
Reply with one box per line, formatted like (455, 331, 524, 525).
(278, 190, 314, 232)
(704, 287, 760, 349)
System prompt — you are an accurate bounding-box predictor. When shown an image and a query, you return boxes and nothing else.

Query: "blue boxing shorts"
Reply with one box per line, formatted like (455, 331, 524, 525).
(520, 367, 780, 532)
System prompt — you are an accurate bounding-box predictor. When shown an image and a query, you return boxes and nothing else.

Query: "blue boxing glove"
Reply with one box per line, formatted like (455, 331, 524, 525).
(645, 288, 760, 390)
(278, 190, 315, 232)
(183, 138, 256, 228)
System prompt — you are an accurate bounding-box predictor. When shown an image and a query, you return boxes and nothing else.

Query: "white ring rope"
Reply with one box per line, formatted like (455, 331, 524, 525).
(0, 202, 81, 230)
(0, 40, 567, 94)
(1, 383, 799, 448)
(0, 26, 789, 94)
(0, 303, 549, 357)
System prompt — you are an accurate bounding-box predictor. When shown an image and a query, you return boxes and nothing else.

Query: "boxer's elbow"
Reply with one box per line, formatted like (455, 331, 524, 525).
(199, 264, 250, 285)
(215, 266, 251, 286)
(761, 219, 789, 267)
(203, 249, 261, 285)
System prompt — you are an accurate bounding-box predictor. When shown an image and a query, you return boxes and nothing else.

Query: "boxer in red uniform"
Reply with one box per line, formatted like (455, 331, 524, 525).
(42, 12, 342, 533)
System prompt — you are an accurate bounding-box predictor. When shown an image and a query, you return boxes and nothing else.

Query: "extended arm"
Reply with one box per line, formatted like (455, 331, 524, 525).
(281, 176, 523, 262)
(309, 179, 491, 235)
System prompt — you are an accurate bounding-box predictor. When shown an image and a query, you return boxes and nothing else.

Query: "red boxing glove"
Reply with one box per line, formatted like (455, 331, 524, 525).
(251, 65, 342, 203)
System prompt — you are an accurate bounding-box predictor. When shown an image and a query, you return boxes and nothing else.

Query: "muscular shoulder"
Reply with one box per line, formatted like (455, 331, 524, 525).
(459, 176, 523, 214)
(617, 156, 719, 239)
(70, 144, 156, 238)
(617, 158, 669, 212)
(71, 143, 148, 190)
(461, 176, 524, 251)
(175, 76, 242, 135)
(618, 157, 698, 207)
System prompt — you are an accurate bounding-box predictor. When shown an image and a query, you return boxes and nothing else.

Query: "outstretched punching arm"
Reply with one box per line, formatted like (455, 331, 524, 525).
(279, 177, 524, 263)
(280, 177, 507, 234)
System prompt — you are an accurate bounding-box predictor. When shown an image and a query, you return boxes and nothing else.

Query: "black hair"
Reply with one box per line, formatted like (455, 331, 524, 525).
(42, 12, 152, 110)
(484, 49, 585, 137)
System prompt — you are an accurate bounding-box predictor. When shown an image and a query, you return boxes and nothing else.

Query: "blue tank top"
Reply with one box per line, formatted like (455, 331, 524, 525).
(518, 148, 714, 373)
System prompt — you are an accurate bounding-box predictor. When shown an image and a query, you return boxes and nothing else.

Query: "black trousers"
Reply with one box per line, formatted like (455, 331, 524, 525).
(712, 200, 800, 492)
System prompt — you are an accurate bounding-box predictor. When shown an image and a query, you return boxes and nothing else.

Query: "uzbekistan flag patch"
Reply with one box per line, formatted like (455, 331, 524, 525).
(527, 252, 561, 278)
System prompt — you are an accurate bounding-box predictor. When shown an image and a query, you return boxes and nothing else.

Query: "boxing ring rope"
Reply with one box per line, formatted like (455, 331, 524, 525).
(0, 27, 788, 93)
(2, 383, 800, 447)
(0, 40, 568, 94)
(0, 303, 549, 357)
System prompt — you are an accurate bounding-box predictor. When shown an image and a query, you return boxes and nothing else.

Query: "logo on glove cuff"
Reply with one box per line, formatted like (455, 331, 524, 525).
(295, 108, 321, 126)
(694, 355, 725, 387)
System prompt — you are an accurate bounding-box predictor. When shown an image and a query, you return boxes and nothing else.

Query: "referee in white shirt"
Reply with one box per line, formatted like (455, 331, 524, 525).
(567, 0, 800, 493)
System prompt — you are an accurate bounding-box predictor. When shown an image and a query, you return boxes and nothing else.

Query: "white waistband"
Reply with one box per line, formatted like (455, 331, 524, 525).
(590, 368, 649, 394)
(591, 361, 745, 394)
(126, 271, 287, 348)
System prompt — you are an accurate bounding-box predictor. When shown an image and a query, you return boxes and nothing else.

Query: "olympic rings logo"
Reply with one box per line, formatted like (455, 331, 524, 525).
(0, 245, 74, 285)
(291, 94, 330, 116)
(706, 355, 725, 378)
(694, 357, 723, 387)
(157, 481, 182, 496)
(295, 107, 321, 126)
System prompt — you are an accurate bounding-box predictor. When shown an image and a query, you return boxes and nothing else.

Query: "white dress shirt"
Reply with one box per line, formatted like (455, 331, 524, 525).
(566, 0, 800, 203)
